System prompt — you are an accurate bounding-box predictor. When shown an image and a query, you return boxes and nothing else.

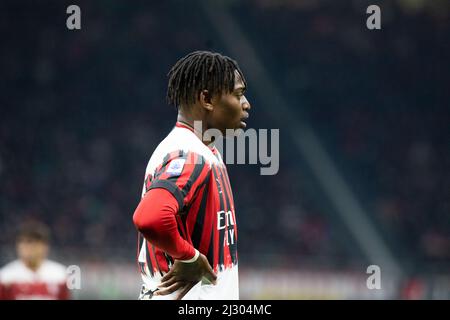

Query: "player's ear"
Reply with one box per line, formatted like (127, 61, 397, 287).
(199, 90, 214, 111)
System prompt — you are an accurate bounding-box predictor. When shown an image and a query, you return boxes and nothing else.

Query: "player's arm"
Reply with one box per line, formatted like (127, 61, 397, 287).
(133, 188, 195, 260)
(133, 188, 216, 299)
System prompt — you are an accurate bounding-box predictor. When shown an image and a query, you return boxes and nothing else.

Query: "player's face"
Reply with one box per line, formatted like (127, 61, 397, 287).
(209, 70, 251, 134)
(17, 238, 49, 268)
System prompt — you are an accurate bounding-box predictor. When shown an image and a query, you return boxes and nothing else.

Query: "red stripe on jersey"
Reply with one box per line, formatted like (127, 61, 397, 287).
(221, 166, 238, 240)
(221, 166, 234, 209)
(216, 165, 226, 266)
(198, 174, 216, 256)
(211, 166, 221, 272)
(175, 214, 189, 241)
(175, 121, 195, 132)
(154, 247, 169, 273)
(218, 166, 232, 269)
(222, 165, 238, 265)
(155, 150, 184, 181)
(181, 153, 210, 205)
(145, 174, 153, 192)
(218, 165, 233, 270)
(155, 152, 209, 207)
(185, 183, 205, 236)
(189, 175, 212, 251)
(172, 152, 196, 191)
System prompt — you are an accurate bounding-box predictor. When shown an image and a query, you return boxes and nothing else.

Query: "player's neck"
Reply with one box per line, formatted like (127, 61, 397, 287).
(23, 259, 44, 272)
(176, 113, 213, 146)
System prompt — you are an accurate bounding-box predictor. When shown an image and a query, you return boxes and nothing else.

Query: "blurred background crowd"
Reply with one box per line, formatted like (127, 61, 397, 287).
(0, 0, 448, 298)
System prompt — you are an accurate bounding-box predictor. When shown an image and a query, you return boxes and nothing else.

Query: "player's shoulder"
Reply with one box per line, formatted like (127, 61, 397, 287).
(41, 260, 67, 275)
(1, 260, 22, 274)
(41, 259, 66, 270)
(26, 259, 67, 283)
(163, 125, 214, 158)
(0, 260, 27, 282)
(147, 126, 217, 171)
(0, 260, 67, 284)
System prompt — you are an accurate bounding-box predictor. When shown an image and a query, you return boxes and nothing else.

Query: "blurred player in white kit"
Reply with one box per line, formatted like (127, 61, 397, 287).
(0, 221, 69, 300)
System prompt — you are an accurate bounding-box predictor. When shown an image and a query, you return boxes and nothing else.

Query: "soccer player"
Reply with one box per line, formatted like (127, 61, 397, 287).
(133, 50, 251, 300)
(0, 221, 69, 300)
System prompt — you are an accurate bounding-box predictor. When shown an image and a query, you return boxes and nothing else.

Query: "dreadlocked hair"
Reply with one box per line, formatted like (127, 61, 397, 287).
(166, 51, 247, 109)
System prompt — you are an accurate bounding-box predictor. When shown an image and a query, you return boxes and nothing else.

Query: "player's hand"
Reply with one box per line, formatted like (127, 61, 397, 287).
(154, 252, 217, 300)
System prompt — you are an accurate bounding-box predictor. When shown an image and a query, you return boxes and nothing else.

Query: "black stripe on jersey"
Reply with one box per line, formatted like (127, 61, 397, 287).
(181, 154, 206, 199)
(176, 215, 188, 240)
(213, 166, 226, 272)
(151, 245, 164, 277)
(144, 174, 152, 193)
(191, 174, 210, 249)
(180, 204, 189, 226)
(153, 153, 172, 179)
(207, 221, 215, 269)
(149, 180, 184, 209)
(165, 151, 189, 186)
(139, 262, 146, 275)
(153, 150, 186, 180)
(145, 241, 154, 277)
(218, 165, 237, 266)
(149, 151, 192, 210)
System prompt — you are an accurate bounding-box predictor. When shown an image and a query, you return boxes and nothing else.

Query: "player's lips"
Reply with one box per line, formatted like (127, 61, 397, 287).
(240, 113, 249, 128)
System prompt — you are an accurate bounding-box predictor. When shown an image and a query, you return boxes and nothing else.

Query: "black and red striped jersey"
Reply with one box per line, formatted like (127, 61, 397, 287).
(136, 122, 239, 299)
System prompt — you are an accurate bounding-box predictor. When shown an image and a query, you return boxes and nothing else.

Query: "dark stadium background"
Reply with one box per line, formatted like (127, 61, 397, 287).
(0, 0, 448, 299)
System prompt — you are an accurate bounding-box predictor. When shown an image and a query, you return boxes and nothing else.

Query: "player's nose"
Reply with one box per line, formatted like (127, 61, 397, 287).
(242, 96, 251, 111)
